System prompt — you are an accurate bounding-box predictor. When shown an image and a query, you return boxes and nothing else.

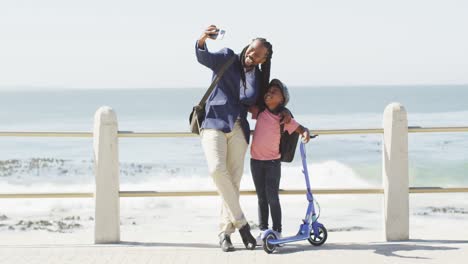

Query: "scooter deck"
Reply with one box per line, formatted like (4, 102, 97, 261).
(267, 233, 310, 245)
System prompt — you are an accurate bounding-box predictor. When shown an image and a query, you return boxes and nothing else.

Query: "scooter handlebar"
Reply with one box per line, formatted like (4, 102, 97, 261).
(301, 134, 318, 144)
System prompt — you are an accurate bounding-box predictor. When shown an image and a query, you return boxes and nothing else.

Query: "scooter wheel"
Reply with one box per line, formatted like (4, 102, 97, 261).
(308, 226, 327, 246)
(263, 232, 277, 254)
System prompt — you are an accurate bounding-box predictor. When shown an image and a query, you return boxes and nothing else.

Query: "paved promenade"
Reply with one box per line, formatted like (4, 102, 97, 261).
(1, 229, 467, 264)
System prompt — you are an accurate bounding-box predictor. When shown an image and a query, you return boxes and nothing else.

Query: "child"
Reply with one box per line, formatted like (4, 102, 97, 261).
(249, 79, 310, 244)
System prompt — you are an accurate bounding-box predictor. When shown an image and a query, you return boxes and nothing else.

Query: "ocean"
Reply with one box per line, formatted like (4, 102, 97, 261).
(0, 85, 467, 194)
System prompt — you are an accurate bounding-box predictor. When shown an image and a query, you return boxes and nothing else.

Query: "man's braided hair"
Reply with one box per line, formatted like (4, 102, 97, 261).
(239, 38, 273, 106)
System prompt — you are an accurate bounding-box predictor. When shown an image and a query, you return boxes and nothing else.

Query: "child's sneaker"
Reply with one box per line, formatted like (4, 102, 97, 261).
(256, 231, 264, 246)
(273, 231, 284, 247)
(260, 230, 284, 247)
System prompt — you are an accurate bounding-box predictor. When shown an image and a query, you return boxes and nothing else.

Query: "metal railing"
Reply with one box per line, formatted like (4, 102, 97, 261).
(3, 187, 468, 199)
(1, 126, 468, 199)
(2, 126, 468, 138)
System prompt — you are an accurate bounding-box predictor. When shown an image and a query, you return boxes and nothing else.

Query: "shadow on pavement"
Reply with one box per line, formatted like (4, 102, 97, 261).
(273, 240, 464, 259)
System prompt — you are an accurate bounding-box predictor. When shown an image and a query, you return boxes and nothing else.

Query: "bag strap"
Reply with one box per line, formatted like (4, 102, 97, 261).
(197, 56, 236, 106)
(280, 123, 285, 135)
(279, 109, 293, 135)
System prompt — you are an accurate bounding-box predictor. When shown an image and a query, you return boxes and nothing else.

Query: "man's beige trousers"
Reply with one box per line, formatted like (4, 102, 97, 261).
(201, 121, 248, 235)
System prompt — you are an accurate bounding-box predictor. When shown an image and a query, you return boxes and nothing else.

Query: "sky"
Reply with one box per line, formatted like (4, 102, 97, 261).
(0, 0, 467, 89)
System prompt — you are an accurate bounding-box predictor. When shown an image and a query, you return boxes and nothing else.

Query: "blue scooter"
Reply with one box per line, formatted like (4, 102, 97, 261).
(262, 139, 327, 253)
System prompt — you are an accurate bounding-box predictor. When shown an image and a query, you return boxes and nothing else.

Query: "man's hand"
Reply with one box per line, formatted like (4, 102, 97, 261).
(198, 25, 218, 48)
(280, 109, 292, 124)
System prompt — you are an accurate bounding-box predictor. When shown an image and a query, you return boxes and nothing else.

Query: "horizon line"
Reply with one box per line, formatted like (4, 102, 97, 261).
(0, 83, 467, 91)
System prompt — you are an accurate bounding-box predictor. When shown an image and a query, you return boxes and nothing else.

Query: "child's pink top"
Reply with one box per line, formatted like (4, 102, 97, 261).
(250, 108, 299, 160)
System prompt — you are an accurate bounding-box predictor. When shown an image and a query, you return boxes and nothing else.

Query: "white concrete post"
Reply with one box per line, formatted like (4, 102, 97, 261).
(93, 106, 120, 244)
(382, 103, 409, 241)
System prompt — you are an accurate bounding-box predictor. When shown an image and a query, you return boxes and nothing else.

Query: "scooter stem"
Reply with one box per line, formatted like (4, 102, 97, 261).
(300, 142, 312, 192)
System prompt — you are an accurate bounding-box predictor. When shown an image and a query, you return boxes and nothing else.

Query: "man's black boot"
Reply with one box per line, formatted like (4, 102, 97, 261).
(238, 223, 257, 250)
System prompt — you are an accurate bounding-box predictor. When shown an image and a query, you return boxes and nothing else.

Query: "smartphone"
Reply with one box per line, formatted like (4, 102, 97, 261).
(210, 29, 226, 40)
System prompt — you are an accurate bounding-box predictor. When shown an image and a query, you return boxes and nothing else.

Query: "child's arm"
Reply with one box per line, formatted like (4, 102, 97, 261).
(295, 125, 311, 143)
